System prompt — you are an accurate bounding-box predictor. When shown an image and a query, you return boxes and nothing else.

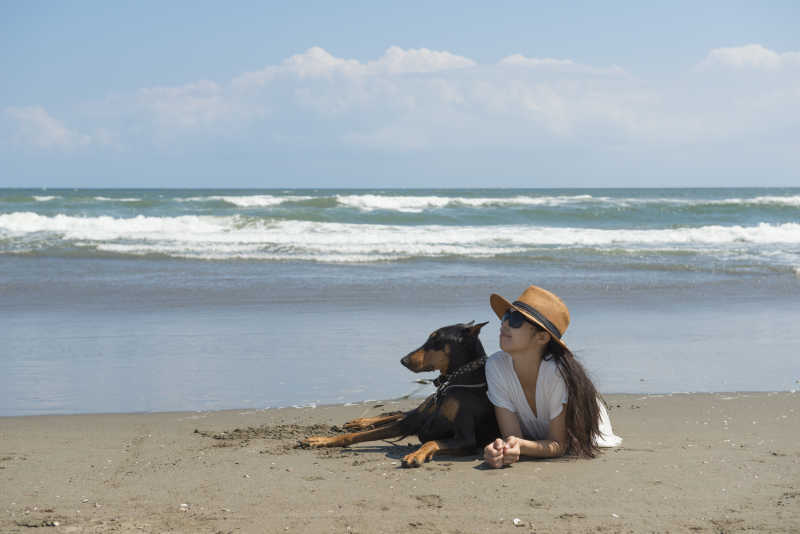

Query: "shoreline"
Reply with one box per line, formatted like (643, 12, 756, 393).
(1, 392, 798, 533)
(2, 389, 798, 419)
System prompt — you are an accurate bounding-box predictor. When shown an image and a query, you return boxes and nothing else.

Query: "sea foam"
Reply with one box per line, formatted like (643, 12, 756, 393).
(93, 196, 142, 202)
(334, 194, 599, 212)
(180, 195, 314, 207)
(2, 212, 799, 263)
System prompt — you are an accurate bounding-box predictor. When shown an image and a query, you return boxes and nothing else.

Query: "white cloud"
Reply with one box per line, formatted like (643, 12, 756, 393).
(16, 44, 800, 160)
(230, 66, 279, 90)
(228, 48, 635, 145)
(697, 44, 800, 71)
(225, 48, 637, 148)
(368, 46, 476, 74)
(282, 46, 365, 79)
(499, 54, 626, 76)
(232, 46, 476, 89)
(5, 106, 91, 150)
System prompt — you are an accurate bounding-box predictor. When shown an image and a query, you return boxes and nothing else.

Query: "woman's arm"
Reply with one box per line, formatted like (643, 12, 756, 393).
(484, 405, 568, 467)
(495, 405, 523, 440)
(515, 408, 568, 459)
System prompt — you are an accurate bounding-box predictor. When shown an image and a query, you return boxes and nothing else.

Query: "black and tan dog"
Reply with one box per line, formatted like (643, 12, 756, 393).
(300, 321, 499, 467)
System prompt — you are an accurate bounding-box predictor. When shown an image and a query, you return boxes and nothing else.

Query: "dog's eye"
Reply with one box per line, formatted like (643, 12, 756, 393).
(424, 331, 445, 350)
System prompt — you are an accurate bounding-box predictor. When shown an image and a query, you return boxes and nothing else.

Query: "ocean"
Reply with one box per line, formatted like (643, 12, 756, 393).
(2, 188, 799, 416)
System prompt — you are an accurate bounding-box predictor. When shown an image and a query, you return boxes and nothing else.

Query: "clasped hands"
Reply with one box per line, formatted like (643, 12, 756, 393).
(483, 436, 521, 468)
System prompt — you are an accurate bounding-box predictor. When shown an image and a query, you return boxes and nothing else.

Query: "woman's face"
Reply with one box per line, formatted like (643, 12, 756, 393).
(499, 309, 551, 355)
(499, 310, 538, 353)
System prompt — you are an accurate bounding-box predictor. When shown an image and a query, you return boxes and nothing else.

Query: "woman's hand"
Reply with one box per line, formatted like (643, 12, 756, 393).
(484, 436, 522, 468)
(501, 436, 521, 465)
(483, 438, 505, 468)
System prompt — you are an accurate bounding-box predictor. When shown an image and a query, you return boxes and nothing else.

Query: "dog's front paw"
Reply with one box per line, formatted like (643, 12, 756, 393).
(401, 451, 427, 468)
(342, 418, 370, 430)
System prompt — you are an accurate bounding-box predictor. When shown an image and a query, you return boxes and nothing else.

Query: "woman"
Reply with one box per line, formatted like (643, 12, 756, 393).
(483, 285, 621, 468)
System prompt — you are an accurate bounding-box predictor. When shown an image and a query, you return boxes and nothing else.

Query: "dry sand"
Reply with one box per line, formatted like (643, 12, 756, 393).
(1, 392, 798, 533)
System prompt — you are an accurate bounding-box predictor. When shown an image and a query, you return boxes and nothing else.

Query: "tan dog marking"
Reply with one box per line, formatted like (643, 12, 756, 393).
(403, 347, 451, 374)
(402, 441, 442, 467)
(342, 413, 404, 431)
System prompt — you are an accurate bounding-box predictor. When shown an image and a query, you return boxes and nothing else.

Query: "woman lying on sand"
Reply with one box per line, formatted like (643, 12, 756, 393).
(483, 285, 621, 468)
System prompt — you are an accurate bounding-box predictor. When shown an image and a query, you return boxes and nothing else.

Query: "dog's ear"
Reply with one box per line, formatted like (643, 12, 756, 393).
(465, 321, 489, 337)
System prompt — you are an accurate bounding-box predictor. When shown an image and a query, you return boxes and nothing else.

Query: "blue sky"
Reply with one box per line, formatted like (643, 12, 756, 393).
(2, 1, 799, 188)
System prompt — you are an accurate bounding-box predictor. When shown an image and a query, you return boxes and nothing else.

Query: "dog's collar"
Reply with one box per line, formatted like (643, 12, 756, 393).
(433, 356, 487, 404)
(433, 356, 487, 388)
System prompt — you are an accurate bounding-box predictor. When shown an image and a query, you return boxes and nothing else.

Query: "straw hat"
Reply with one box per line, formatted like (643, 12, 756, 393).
(490, 285, 571, 351)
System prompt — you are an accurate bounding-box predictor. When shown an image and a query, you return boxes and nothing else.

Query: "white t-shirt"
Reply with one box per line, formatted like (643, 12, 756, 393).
(486, 350, 622, 447)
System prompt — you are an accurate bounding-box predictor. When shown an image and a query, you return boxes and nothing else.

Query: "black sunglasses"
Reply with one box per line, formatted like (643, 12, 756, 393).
(502, 309, 532, 329)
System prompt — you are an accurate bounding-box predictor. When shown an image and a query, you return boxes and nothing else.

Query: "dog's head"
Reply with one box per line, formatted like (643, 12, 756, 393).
(400, 321, 489, 375)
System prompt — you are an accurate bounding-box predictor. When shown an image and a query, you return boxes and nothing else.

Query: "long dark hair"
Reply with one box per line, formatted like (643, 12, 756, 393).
(537, 326, 602, 458)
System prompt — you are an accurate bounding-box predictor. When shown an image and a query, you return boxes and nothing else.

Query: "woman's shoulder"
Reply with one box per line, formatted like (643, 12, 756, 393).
(487, 350, 510, 364)
(486, 350, 511, 372)
(539, 357, 565, 384)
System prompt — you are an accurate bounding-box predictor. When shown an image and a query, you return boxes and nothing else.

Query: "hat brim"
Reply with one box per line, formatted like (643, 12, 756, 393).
(490, 293, 570, 352)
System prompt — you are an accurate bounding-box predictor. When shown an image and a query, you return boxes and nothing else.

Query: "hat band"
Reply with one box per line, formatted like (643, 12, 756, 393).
(512, 300, 562, 339)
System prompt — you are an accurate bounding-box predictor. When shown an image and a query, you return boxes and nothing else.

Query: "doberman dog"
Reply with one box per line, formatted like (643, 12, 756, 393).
(300, 321, 499, 467)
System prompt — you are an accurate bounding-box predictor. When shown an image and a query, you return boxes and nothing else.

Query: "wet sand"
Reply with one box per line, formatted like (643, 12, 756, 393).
(1, 392, 798, 533)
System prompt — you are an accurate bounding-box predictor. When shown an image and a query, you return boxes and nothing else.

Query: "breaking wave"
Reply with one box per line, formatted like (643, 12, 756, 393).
(178, 195, 316, 207)
(2, 212, 799, 267)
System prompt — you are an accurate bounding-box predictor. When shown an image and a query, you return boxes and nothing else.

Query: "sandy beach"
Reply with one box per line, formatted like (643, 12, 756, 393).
(4, 2, 800, 531)
(1, 392, 798, 533)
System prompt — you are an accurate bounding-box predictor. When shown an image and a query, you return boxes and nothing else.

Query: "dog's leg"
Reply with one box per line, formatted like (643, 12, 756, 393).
(343, 412, 404, 431)
(400, 438, 477, 467)
(401, 399, 478, 467)
(300, 419, 411, 448)
(342, 396, 434, 432)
